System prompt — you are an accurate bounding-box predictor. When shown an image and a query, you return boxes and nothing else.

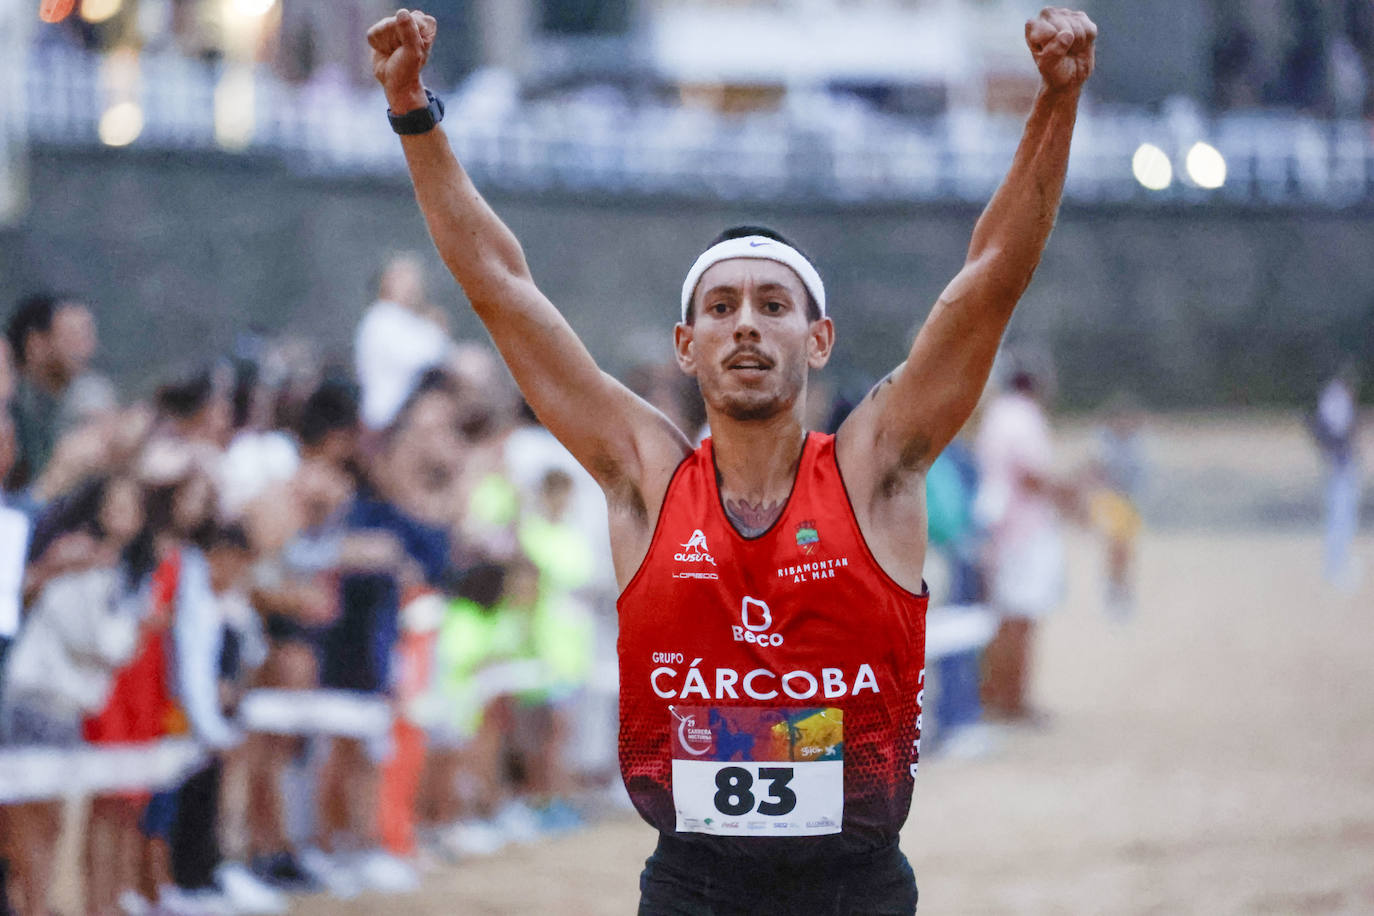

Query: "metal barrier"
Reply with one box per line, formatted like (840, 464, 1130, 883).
(15, 45, 1374, 206)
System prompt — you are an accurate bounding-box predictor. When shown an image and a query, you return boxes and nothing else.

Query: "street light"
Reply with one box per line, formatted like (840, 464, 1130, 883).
(98, 101, 143, 146)
(1132, 143, 1172, 191)
(1185, 141, 1226, 190)
(228, 0, 276, 18)
(80, 0, 121, 24)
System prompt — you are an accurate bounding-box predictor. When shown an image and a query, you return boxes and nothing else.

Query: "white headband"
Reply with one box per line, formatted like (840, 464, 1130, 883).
(679, 236, 827, 323)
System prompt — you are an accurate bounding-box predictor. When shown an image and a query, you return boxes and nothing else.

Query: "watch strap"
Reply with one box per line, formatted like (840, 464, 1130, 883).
(388, 90, 445, 135)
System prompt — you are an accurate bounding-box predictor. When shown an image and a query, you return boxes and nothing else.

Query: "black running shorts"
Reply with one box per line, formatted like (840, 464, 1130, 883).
(638, 833, 918, 915)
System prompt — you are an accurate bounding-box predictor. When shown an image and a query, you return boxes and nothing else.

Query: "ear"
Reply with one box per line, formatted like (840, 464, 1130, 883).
(806, 316, 835, 370)
(673, 322, 697, 376)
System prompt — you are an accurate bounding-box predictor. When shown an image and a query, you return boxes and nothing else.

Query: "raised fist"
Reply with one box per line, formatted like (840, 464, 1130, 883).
(1026, 7, 1096, 91)
(366, 8, 438, 111)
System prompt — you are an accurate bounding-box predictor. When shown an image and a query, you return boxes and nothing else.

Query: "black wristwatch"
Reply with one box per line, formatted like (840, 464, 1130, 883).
(388, 89, 445, 135)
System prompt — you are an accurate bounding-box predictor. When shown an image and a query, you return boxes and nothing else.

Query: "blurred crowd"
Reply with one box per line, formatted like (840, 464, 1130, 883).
(0, 249, 1168, 916)
(0, 253, 625, 916)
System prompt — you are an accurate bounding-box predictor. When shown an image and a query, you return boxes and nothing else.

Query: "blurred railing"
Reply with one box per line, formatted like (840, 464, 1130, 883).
(18, 45, 1374, 206)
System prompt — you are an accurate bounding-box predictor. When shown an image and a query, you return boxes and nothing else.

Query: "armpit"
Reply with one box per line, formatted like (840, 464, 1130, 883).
(876, 432, 934, 500)
(590, 451, 648, 522)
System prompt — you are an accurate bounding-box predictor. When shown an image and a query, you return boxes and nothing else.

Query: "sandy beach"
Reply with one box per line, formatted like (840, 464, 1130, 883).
(288, 520, 1374, 915)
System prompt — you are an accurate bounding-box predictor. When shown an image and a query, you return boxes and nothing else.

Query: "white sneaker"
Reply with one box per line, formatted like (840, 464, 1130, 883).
(156, 884, 236, 916)
(298, 847, 363, 900)
(492, 800, 542, 845)
(353, 849, 420, 894)
(215, 862, 289, 915)
(118, 889, 154, 916)
(438, 819, 507, 859)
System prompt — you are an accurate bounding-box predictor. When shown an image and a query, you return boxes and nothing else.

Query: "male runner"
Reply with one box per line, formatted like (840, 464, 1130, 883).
(367, 7, 1095, 912)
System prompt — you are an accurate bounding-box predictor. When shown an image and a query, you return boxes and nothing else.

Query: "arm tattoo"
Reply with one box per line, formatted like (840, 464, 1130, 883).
(864, 372, 896, 402)
(723, 497, 786, 538)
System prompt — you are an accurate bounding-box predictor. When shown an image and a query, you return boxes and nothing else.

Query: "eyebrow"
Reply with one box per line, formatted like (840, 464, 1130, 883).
(700, 282, 798, 300)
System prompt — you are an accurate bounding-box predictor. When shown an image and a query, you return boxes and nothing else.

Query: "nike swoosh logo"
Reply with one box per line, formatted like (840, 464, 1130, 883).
(749, 240, 770, 247)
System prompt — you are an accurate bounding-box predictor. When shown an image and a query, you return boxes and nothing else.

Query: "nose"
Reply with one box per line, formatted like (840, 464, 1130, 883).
(732, 300, 761, 341)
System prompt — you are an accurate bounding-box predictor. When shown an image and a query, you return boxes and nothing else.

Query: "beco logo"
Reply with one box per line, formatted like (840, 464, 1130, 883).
(732, 596, 783, 647)
(674, 529, 716, 565)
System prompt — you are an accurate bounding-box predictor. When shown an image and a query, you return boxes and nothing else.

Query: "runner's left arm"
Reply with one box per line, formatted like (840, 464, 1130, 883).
(839, 8, 1096, 472)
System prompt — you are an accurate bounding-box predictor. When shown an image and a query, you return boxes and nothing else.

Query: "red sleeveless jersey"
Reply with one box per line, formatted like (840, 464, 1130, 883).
(617, 432, 928, 860)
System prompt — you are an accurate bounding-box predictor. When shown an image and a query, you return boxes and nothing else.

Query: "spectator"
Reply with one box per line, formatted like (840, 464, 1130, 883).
(428, 555, 547, 856)
(924, 435, 993, 757)
(519, 468, 597, 827)
(220, 358, 301, 521)
(418, 560, 508, 858)
(1308, 365, 1362, 590)
(153, 365, 233, 453)
(164, 523, 285, 916)
(0, 412, 30, 656)
(83, 456, 219, 916)
(355, 252, 455, 431)
(1088, 395, 1148, 618)
(242, 380, 373, 893)
(0, 475, 145, 916)
(0, 391, 30, 916)
(304, 375, 459, 897)
(5, 293, 116, 490)
(974, 365, 1078, 723)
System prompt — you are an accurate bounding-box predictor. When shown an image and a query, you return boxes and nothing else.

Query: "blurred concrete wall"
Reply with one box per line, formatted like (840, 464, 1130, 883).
(0, 145, 1369, 409)
(1084, 0, 1212, 104)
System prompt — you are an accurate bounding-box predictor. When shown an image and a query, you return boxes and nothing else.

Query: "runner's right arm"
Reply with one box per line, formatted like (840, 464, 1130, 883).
(367, 11, 692, 529)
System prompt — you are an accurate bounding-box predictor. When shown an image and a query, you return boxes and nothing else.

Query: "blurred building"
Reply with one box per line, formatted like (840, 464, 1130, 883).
(3, 0, 1374, 407)
(26, 0, 1374, 117)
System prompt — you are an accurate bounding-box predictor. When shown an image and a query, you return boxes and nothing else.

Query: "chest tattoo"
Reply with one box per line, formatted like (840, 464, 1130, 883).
(723, 497, 786, 538)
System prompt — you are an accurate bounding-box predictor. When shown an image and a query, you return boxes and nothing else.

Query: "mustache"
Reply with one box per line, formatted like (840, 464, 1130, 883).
(722, 346, 773, 368)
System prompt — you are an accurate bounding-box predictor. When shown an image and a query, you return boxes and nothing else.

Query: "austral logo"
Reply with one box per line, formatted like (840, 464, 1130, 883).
(795, 520, 820, 554)
(675, 529, 716, 565)
(673, 529, 720, 580)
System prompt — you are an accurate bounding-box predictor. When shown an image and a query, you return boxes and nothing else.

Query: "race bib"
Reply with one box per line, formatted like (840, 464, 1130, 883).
(669, 705, 843, 837)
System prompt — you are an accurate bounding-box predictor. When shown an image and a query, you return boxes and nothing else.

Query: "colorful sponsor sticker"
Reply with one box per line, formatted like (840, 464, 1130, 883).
(669, 706, 843, 837)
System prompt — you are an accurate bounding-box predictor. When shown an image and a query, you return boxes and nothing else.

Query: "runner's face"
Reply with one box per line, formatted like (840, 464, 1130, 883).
(675, 259, 832, 422)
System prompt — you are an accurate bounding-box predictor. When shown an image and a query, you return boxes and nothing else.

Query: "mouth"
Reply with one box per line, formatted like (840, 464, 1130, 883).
(724, 350, 773, 372)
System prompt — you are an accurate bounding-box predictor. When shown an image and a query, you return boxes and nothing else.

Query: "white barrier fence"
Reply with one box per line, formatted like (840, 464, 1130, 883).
(0, 612, 994, 805)
(0, 737, 205, 805)
(236, 689, 393, 743)
(925, 605, 998, 659)
(0, 689, 393, 804)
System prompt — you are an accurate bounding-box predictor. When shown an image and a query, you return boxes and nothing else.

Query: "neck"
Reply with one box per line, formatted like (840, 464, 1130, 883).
(708, 409, 808, 536)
